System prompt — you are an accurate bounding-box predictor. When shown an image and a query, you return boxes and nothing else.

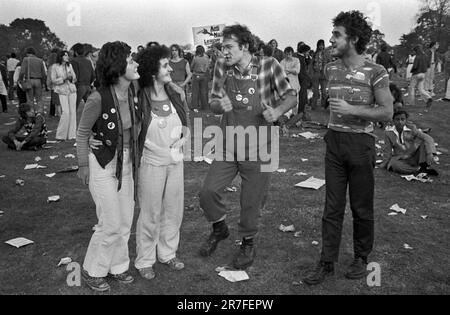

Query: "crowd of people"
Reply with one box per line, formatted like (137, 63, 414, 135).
(0, 9, 448, 292)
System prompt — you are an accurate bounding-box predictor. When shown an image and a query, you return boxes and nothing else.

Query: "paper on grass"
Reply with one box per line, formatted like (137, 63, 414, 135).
(295, 172, 308, 176)
(298, 132, 321, 139)
(5, 237, 34, 248)
(45, 173, 56, 178)
(301, 158, 308, 162)
(34, 156, 42, 162)
(276, 168, 287, 173)
(295, 177, 325, 190)
(47, 195, 61, 202)
(279, 224, 295, 232)
(49, 155, 58, 160)
(218, 270, 249, 282)
(46, 140, 58, 144)
(57, 257, 72, 266)
(390, 204, 406, 214)
(24, 164, 38, 170)
(0, 175, 5, 178)
(65, 154, 75, 158)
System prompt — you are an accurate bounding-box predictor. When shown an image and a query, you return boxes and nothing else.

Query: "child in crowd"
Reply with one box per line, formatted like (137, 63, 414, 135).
(380, 110, 438, 176)
(2, 103, 47, 150)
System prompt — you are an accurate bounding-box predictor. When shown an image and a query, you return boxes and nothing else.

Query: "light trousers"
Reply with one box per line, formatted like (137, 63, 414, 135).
(56, 92, 77, 140)
(409, 73, 431, 105)
(424, 66, 435, 92)
(83, 150, 135, 277)
(135, 161, 184, 269)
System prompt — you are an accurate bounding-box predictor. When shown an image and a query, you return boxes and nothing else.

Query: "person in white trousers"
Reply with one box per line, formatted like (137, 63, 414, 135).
(134, 45, 190, 280)
(51, 50, 77, 140)
(76, 41, 141, 292)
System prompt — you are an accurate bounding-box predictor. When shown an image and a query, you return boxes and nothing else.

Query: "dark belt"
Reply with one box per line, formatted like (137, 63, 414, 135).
(29, 77, 42, 79)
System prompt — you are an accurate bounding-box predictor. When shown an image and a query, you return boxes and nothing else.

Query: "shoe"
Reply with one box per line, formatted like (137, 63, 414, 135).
(82, 269, 110, 292)
(138, 267, 156, 280)
(426, 98, 433, 108)
(231, 237, 256, 270)
(303, 261, 334, 285)
(107, 271, 134, 284)
(163, 257, 185, 271)
(344, 257, 367, 280)
(199, 221, 229, 257)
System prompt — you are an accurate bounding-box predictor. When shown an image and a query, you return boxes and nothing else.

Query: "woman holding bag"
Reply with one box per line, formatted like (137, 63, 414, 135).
(51, 50, 77, 140)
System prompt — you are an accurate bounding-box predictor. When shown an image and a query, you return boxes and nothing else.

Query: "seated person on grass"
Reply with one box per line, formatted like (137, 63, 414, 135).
(380, 109, 438, 176)
(2, 103, 47, 151)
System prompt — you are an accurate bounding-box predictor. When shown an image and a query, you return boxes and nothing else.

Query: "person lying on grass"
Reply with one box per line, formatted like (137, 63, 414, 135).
(1, 102, 47, 151)
(380, 109, 439, 176)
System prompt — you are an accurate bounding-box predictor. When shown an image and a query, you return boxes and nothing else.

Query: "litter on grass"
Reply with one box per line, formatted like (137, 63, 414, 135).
(390, 204, 406, 214)
(218, 270, 249, 282)
(47, 195, 61, 203)
(295, 177, 325, 190)
(57, 257, 72, 267)
(279, 224, 295, 232)
(5, 237, 34, 248)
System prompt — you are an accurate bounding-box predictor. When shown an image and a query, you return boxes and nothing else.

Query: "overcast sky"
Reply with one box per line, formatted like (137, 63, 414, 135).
(0, 0, 421, 51)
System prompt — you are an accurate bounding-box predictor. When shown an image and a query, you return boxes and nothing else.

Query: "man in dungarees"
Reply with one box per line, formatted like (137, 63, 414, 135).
(199, 24, 297, 269)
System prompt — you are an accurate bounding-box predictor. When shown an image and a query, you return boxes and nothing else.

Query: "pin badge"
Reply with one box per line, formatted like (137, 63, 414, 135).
(163, 104, 170, 112)
(236, 94, 243, 102)
(105, 140, 112, 146)
(135, 106, 138, 110)
(158, 120, 167, 129)
(134, 97, 138, 103)
(102, 113, 109, 120)
(242, 98, 249, 105)
(99, 132, 104, 137)
(107, 122, 115, 130)
(111, 108, 116, 114)
(248, 88, 255, 95)
(247, 106, 252, 111)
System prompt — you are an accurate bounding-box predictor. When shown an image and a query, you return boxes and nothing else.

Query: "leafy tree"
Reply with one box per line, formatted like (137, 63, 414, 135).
(0, 18, 65, 59)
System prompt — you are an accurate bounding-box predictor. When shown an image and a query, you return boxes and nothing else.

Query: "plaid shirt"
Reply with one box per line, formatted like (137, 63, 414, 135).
(211, 56, 295, 106)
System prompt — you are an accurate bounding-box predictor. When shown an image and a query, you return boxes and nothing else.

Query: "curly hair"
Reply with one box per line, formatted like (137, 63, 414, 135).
(96, 41, 131, 87)
(332, 10, 372, 55)
(393, 109, 409, 120)
(223, 24, 257, 54)
(136, 45, 170, 88)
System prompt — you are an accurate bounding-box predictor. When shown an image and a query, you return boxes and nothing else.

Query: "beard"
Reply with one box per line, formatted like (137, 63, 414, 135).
(332, 41, 351, 58)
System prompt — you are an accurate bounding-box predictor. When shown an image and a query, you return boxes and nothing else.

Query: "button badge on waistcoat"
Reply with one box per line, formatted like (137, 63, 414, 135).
(163, 104, 170, 112)
(235, 94, 243, 102)
(111, 108, 116, 114)
(158, 119, 168, 129)
(107, 122, 115, 130)
(102, 113, 109, 120)
(248, 88, 255, 95)
(105, 140, 112, 146)
(134, 97, 138, 103)
(242, 98, 249, 105)
(99, 132, 104, 137)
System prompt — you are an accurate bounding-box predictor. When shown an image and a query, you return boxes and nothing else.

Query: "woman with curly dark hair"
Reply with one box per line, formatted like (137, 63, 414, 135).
(134, 45, 190, 280)
(76, 41, 142, 292)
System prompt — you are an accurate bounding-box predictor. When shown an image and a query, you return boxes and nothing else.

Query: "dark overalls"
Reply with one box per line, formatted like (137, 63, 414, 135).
(200, 66, 272, 238)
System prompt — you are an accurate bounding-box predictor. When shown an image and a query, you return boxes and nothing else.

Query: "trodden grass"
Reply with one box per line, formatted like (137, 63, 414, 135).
(0, 75, 449, 295)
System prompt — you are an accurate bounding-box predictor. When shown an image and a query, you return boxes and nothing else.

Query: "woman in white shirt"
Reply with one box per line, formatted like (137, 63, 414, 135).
(280, 46, 300, 116)
(51, 50, 77, 140)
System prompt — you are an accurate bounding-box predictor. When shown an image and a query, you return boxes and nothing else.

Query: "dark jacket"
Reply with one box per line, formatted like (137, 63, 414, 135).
(91, 86, 142, 192)
(376, 51, 395, 71)
(411, 53, 430, 75)
(137, 84, 190, 166)
(71, 56, 95, 86)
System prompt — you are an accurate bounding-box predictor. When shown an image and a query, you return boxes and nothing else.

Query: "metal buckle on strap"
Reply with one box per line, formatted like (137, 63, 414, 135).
(250, 74, 258, 81)
(226, 70, 234, 76)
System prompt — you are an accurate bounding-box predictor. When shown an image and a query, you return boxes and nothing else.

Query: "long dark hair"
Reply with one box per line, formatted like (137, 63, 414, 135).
(96, 41, 131, 87)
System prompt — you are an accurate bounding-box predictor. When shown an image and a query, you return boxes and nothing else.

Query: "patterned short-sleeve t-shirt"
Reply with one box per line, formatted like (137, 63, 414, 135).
(325, 59, 389, 134)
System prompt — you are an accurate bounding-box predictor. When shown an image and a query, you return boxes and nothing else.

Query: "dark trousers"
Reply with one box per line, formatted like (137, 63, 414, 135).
(311, 72, 327, 108)
(8, 71, 15, 100)
(298, 75, 309, 114)
(17, 85, 27, 104)
(191, 73, 209, 110)
(75, 84, 91, 110)
(2, 135, 46, 150)
(199, 160, 270, 238)
(0, 95, 7, 112)
(321, 130, 376, 262)
(49, 91, 60, 116)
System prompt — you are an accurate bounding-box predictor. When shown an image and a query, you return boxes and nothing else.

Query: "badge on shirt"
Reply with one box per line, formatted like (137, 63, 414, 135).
(111, 108, 116, 114)
(163, 104, 170, 112)
(158, 119, 167, 129)
(236, 94, 243, 102)
(107, 122, 115, 130)
(133, 97, 138, 104)
(105, 140, 112, 146)
(248, 88, 255, 95)
(242, 98, 249, 105)
(102, 113, 109, 120)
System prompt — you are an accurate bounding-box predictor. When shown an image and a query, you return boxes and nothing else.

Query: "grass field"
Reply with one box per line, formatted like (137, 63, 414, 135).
(0, 74, 449, 295)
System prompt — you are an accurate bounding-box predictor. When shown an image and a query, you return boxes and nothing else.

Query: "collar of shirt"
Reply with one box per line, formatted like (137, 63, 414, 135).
(232, 56, 259, 77)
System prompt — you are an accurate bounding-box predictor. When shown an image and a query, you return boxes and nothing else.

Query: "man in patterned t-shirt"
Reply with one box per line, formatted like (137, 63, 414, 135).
(303, 11, 393, 285)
